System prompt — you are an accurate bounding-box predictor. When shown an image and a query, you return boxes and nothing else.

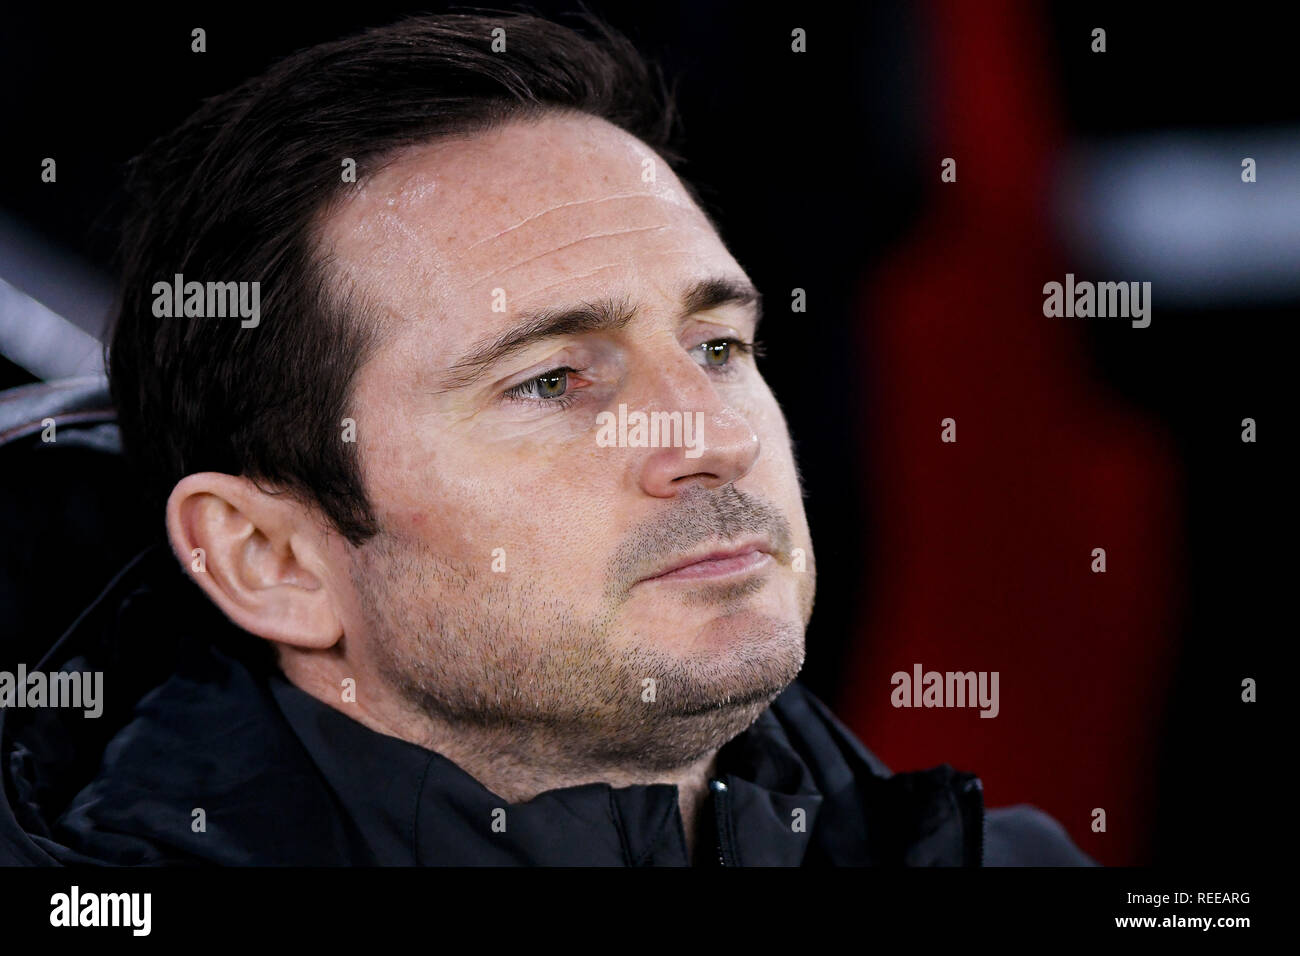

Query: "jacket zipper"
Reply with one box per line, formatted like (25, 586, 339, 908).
(709, 778, 734, 866)
(960, 775, 986, 866)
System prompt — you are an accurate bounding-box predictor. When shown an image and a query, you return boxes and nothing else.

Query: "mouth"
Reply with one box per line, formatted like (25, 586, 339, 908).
(635, 539, 776, 585)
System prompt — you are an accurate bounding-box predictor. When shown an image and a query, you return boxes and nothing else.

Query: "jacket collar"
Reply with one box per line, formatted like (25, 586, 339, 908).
(4, 543, 983, 868)
(270, 674, 824, 866)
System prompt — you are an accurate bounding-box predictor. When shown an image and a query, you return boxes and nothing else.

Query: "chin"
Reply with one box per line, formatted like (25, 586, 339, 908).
(621, 607, 806, 694)
(662, 613, 807, 718)
(624, 576, 805, 655)
(692, 606, 804, 656)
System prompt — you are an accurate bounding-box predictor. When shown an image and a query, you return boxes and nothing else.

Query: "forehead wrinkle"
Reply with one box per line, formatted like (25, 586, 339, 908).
(519, 245, 715, 301)
(460, 193, 692, 256)
(522, 263, 632, 299)
(470, 224, 672, 286)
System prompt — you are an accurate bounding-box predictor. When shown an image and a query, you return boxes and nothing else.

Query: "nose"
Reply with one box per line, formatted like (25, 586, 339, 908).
(631, 354, 761, 498)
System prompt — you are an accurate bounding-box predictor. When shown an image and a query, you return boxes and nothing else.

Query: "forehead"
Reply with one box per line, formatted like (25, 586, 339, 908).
(320, 111, 734, 337)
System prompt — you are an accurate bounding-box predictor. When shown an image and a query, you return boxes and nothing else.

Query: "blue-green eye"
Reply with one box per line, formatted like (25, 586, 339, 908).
(532, 369, 568, 398)
(697, 338, 756, 368)
(701, 340, 731, 366)
(505, 367, 577, 404)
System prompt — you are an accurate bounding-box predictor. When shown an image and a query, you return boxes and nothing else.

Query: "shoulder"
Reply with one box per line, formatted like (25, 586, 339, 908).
(769, 683, 1098, 867)
(984, 804, 1098, 866)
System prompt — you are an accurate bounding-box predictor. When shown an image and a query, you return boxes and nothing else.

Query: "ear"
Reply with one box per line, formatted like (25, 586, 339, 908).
(165, 472, 344, 650)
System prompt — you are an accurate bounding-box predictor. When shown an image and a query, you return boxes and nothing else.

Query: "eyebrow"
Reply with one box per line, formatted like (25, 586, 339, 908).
(439, 275, 762, 391)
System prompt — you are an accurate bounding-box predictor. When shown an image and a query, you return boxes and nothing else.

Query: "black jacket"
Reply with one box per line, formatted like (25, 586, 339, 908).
(0, 545, 1093, 866)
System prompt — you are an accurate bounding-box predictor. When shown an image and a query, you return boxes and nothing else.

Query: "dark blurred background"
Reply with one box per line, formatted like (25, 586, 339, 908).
(0, 1, 1284, 865)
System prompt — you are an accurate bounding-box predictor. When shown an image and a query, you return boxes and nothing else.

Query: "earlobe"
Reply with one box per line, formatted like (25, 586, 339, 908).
(165, 472, 344, 650)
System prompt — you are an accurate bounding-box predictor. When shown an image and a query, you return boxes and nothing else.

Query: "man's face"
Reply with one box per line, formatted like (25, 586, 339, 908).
(320, 111, 815, 771)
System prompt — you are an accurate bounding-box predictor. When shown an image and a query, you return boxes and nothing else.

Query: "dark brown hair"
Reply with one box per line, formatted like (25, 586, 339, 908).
(108, 10, 693, 545)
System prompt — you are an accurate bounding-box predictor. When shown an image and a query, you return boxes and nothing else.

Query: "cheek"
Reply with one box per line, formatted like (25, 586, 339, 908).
(461, 423, 612, 507)
(358, 420, 483, 562)
(377, 422, 618, 587)
(484, 441, 619, 575)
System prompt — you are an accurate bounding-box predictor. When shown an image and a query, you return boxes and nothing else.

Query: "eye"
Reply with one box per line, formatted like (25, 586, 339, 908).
(532, 369, 569, 399)
(696, 337, 756, 369)
(504, 367, 578, 404)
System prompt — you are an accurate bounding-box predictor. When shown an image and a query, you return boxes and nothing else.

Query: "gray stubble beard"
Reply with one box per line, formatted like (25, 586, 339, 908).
(350, 485, 810, 774)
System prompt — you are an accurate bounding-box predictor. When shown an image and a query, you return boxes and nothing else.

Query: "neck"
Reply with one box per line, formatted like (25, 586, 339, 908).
(423, 728, 721, 860)
(289, 658, 722, 860)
